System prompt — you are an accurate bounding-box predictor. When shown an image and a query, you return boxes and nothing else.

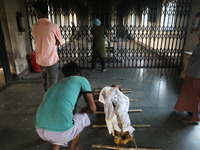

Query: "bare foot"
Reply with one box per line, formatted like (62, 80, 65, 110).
(67, 145, 82, 150)
(115, 131, 121, 137)
(122, 137, 133, 145)
(182, 118, 200, 123)
(114, 136, 122, 145)
(125, 131, 131, 139)
(74, 145, 82, 150)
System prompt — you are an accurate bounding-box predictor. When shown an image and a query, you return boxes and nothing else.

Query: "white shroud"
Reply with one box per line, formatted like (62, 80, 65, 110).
(98, 86, 135, 136)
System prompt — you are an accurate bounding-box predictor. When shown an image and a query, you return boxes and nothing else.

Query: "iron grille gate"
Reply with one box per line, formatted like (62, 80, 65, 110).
(25, 0, 191, 68)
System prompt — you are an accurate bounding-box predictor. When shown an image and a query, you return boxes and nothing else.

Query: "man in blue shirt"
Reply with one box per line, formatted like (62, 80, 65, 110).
(35, 62, 96, 150)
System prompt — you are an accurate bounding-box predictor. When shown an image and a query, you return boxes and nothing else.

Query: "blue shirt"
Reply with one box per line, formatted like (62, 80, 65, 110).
(35, 76, 92, 131)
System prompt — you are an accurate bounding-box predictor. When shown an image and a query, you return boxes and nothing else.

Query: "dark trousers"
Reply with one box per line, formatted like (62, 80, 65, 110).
(91, 57, 105, 70)
(39, 61, 59, 92)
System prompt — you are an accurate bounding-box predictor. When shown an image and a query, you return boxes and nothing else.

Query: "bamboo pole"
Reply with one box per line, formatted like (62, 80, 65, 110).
(132, 124, 150, 128)
(93, 89, 132, 92)
(92, 124, 150, 128)
(130, 99, 137, 102)
(128, 109, 142, 112)
(93, 93, 99, 96)
(121, 89, 132, 91)
(94, 99, 137, 103)
(122, 91, 133, 94)
(93, 91, 132, 96)
(95, 109, 142, 114)
(92, 144, 161, 150)
(94, 100, 100, 103)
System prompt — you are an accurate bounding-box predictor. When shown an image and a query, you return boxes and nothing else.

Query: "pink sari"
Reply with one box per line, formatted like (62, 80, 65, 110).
(174, 76, 200, 113)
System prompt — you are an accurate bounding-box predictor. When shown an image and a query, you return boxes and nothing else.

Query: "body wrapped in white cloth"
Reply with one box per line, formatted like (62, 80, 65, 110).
(98, 86, 135, 137)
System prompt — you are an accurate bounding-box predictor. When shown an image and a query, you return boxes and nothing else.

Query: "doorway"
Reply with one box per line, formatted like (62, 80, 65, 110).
(0, 20, 11, 86)
(0, 56, 5, 85)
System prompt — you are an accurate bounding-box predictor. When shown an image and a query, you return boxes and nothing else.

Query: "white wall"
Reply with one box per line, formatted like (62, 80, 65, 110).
(0, 0, 31, 75)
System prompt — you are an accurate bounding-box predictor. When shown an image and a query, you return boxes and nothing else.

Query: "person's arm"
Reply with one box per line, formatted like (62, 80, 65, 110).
(80, 93, 96, 114)
(55, 26, 63, 46)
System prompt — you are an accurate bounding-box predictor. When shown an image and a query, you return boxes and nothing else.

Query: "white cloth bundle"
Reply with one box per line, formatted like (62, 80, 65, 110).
(98, 86, 135, 136)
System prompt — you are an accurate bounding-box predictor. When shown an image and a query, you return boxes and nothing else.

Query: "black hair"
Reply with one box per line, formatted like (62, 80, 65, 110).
(62, 61, 81, 77)
(111, 84, 121, 91)
(34, 1, 48, 16)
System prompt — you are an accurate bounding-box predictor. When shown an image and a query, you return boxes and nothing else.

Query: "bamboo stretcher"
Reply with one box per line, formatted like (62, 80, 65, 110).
(92, 144, 161, 150)
(94, 99, 137, 103)
(95, 109, 142, 114)
(92, 124, 150, 128)
(93, 91, 133, 96)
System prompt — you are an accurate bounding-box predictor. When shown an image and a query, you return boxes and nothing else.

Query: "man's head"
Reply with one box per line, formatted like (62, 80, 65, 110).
(93, 18, 101, 26)
(34, 1, 48, 18)
(111, 84, 120, 89)
(62, 62, 81, 77)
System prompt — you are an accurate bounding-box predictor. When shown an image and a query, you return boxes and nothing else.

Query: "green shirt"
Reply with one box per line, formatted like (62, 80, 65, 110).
(35, 76, 92, 131)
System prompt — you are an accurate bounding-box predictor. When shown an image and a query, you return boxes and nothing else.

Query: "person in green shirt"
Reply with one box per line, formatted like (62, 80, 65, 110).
(91, 18, 109, 72)
(35, 61, 96, 150)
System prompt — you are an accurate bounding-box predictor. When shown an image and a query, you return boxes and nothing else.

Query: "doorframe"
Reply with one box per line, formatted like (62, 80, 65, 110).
(0, 20, 12, 83)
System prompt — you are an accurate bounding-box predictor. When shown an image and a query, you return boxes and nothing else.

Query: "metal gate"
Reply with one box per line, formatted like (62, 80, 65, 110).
(25, 0, 191, 68)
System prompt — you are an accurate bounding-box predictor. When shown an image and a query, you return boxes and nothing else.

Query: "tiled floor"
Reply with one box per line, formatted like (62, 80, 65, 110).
(0, 68, 199, 150)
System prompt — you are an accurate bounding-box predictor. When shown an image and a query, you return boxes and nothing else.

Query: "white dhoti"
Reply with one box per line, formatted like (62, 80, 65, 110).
(36, 113, 90, 147)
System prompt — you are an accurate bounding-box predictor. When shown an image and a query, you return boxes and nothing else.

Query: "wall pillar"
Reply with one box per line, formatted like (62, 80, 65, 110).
(0, 0, 32, 76)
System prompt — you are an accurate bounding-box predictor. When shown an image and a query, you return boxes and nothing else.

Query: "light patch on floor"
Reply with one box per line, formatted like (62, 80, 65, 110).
(0, 68, 5, 86)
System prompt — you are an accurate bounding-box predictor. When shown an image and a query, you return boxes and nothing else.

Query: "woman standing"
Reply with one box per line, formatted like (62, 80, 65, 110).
(174, 33, 200, 123)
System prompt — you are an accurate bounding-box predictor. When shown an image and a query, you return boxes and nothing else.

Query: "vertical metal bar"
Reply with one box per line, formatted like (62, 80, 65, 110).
(163, 1, 171, 68)
(180, 0, 192, 68)
(174, 0, 181, 67)
(159, 1, 166, 68)
(24, 0, 33, 51)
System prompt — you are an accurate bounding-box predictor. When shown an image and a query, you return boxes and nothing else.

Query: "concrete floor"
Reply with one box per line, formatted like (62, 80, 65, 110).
(0, 68, 200, 150)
